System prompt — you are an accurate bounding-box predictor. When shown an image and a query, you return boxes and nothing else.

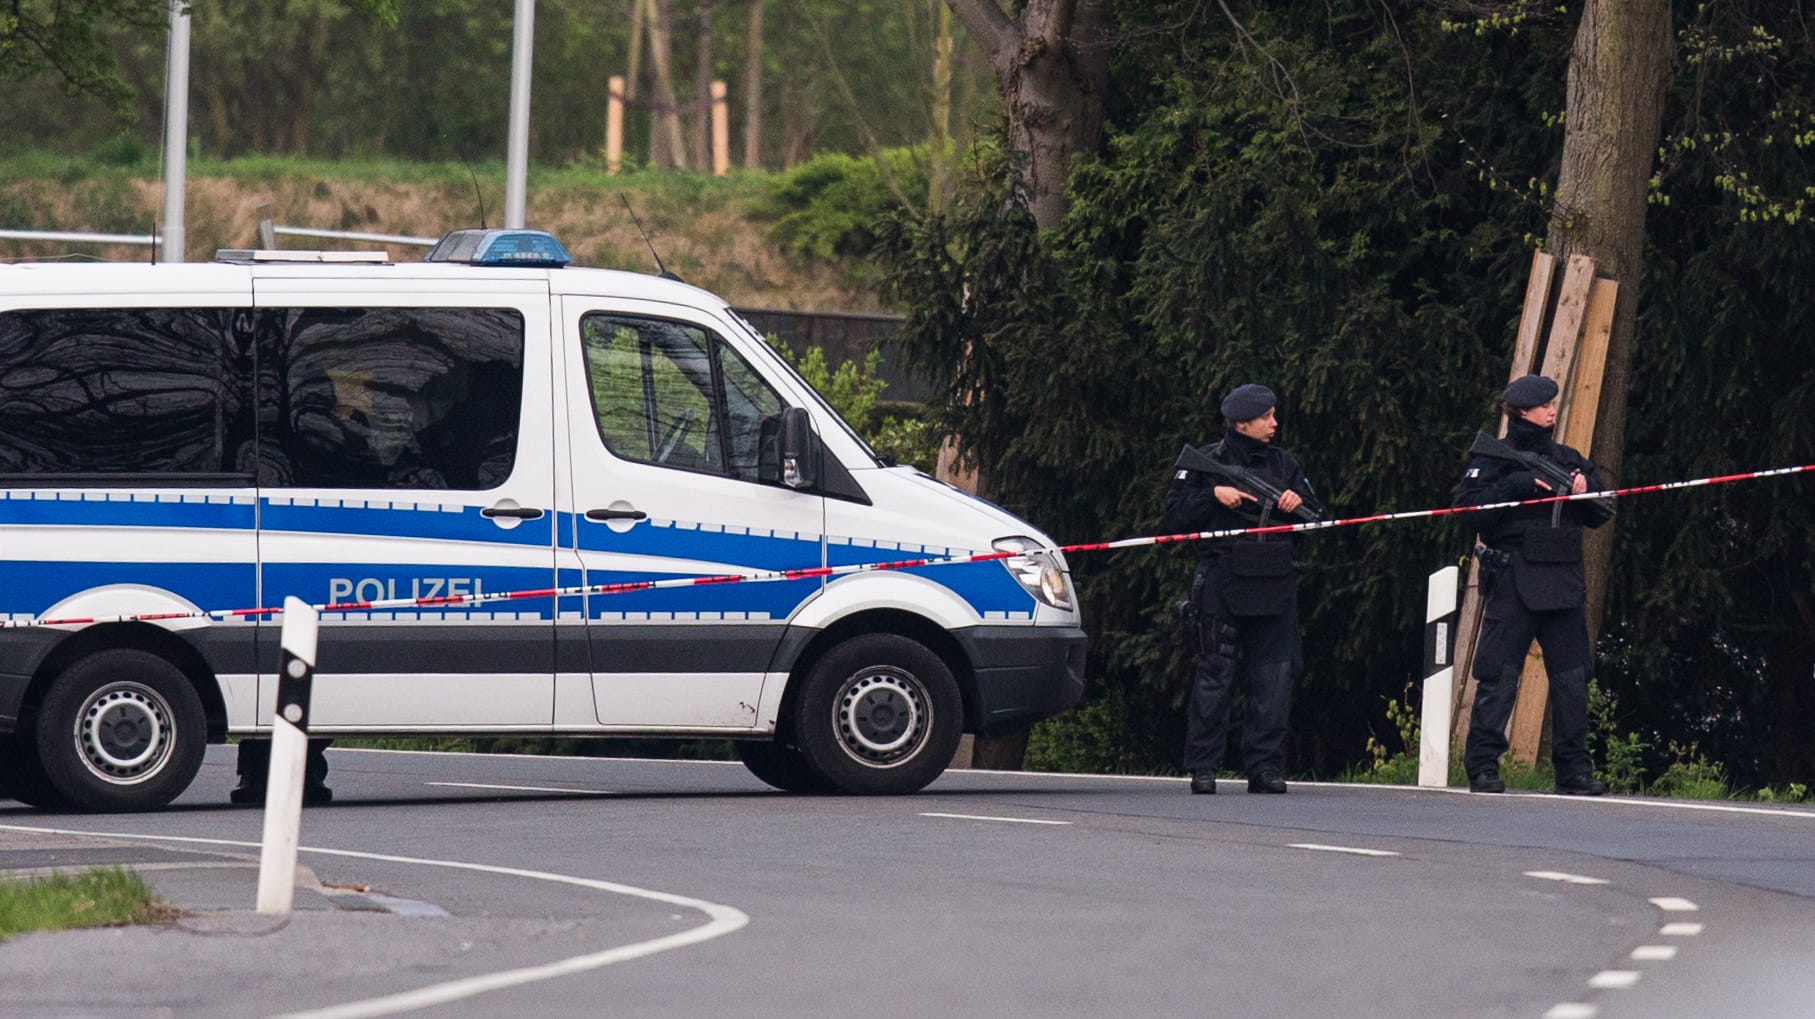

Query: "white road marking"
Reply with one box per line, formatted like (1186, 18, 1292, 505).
(1588, 970, 1641, 989)
(919, 812, 1071, 826)
(1286, 843, 1399, 857)
(1631, 945, 1678, 961)
(1544, 1004, 1597, 1019)
(1525, 870, 1609, 885)
(1659, 922, 1704, 936)
(1649, 896, 1699, 912)
(0, 822, 748, 1019)
(426, 781, 616, 796)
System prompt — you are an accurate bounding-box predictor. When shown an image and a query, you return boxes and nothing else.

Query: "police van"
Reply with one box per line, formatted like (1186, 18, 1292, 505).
(0, 230, 1085, 812)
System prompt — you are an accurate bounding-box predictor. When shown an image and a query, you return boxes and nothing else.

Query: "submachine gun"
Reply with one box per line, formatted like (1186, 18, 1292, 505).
(1174, 443, 1323, 525)
(1468, 430, 1617, 523)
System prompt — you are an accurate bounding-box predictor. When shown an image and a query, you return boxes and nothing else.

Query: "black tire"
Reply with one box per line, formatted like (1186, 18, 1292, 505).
(792, 634, 963, 795)
(0, 732, 70, 809)
(33, 649, 207, 813)
(734, 738, 830, 793)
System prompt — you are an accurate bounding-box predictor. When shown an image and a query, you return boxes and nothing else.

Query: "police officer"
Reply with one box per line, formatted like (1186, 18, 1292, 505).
(1165, 384, 1322, 794)
(1455, 374, 1613, 795)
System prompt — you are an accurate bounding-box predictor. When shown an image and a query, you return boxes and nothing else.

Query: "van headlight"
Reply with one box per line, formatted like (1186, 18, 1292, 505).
(993, 536, 1074, 611)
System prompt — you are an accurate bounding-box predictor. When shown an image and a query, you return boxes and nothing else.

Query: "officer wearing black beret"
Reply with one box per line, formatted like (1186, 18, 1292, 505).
(1164, 383, 1322, 794)
(1454, 373, 1613, 795)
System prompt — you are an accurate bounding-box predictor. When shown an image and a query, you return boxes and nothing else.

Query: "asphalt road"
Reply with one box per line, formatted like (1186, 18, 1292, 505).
(4, 747, 1814, 1018)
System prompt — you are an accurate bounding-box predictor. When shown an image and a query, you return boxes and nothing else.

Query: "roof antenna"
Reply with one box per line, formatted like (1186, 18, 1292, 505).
(463, 157, 489, 229)
(620, 194, 682, 282)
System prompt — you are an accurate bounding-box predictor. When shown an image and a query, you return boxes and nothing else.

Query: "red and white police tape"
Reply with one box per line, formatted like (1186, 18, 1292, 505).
(5, 461, 1811, 630)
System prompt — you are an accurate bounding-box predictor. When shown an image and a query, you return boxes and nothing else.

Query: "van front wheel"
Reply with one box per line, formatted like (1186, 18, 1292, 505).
(34, 650, 207, 813)
(793, 634, 962, 795)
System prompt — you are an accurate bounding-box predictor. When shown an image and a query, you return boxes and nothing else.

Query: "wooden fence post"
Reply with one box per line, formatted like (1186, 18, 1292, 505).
(606, 75, 625, 175)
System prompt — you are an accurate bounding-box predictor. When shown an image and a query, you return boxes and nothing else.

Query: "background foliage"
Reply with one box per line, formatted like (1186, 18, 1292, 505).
(883, 1, 1815, 788)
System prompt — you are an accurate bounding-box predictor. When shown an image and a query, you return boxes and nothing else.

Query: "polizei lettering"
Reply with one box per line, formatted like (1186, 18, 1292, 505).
(327, 577, 486, 604)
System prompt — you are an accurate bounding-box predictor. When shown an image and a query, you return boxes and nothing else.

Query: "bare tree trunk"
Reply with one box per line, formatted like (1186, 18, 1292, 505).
(944, 0, 1113, 230)
(1545, 0, 1674, 642)
(929, 0, 955, 215)
(627, 0, 646, 101)
(692, 3, 715, 169)
(648, 0, 688, 169)
(742, 0, 764, 168)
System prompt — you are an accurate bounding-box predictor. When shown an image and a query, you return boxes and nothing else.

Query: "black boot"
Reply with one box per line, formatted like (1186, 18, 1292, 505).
(1246, 772, 1287, 794)
(1189, 771, 1218, 795)
(1554, 773, 1605, 796)
(1469, 771, 1506, 793)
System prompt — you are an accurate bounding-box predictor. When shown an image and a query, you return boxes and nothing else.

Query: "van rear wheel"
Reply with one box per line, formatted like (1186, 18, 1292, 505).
(792, 634, 962, 795)
(34, 650, 207, 813)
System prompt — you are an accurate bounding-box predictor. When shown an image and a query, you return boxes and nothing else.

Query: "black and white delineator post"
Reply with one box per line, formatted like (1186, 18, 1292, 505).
(256, 597, 319, 916)
(1418, 566, 1459, 788)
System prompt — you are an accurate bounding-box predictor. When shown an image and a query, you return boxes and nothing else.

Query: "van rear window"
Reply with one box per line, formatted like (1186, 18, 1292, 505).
(0, 307, 253, 480)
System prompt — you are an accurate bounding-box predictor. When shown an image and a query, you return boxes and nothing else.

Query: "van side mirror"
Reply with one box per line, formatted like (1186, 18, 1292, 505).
(779, 407, 818, 490)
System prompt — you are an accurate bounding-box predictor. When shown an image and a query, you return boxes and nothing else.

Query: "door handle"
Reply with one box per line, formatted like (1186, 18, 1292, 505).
(585, 508, 648, 522)
(482, 505, 545, 520)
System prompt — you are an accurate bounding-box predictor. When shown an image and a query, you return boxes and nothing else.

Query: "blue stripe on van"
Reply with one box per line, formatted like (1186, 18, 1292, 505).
(0, 493, 255, 531)
(0, 561, 257, 617)
(569, 514, 822, 571)
(826, 545, 1035, 614)
(261, 500, 553, 547)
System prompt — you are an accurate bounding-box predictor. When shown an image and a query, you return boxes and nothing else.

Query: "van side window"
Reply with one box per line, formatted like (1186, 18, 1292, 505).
(0, 308, 253, 480)
(581, 314, 787, 482)
(258, 308, 524, 490)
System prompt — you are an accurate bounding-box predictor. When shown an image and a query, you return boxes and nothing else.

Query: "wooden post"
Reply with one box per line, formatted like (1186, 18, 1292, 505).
(710, 80, 729, 176)
(1450, 249, 1555, 750)
(1504, 273, 1618, 764)
(606, 75, 625, 175)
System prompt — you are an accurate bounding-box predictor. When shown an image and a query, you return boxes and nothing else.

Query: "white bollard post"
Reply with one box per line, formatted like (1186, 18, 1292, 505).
(1418, 566, 1459, 788)
(257, 597, 319, 915)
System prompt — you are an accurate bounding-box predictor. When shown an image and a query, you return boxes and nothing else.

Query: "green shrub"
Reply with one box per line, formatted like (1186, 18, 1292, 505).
(1650, 742, 1731, 800)
(759, 148, 928, 268)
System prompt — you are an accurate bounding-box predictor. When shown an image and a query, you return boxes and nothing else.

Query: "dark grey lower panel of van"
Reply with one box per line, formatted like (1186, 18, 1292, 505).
(956, 626, 1088, 736)
(0, 629, 65, 730)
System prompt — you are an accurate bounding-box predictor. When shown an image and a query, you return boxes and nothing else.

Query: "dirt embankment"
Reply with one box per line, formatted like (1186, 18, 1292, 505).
(0, 173, 881, 313)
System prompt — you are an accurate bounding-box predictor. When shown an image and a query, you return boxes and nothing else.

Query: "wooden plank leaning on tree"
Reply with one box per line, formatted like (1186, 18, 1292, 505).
(1451, 251, 1597, 760)
(1448, 248, 1557, 754)
(1505, 274, 1619, 764)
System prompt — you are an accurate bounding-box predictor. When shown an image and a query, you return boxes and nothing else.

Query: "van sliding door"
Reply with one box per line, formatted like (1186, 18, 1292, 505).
(251, 281, 558, 730)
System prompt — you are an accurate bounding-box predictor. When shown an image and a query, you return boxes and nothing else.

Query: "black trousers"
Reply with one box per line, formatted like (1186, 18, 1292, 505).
(236, 737, 333, 787)
(1465, 573, 1592, 781)
(1181, 569, 1300, 777)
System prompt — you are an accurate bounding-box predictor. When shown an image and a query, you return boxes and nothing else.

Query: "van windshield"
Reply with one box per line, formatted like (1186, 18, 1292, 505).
(725, 309, 884, 467)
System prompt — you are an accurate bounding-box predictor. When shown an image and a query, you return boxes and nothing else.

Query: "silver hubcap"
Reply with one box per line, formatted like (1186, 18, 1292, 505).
(73, 682, 175, 785)
(833, 667, 929, 768)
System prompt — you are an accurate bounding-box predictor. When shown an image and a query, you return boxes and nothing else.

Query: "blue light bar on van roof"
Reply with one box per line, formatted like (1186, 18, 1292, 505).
(425, 229, 573, 267)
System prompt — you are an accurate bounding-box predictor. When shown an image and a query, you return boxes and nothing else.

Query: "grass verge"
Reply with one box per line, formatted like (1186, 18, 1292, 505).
(0, 867, 176, 942)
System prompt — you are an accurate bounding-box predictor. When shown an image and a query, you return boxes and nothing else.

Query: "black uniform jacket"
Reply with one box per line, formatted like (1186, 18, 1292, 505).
(1454, 417, 1612, 610)
(1163, 429, 1321, 563)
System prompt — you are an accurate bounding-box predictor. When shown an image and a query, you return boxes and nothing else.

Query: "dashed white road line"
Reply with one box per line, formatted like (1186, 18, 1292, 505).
(1631, 945, 1678, 961)
(1285, 843, 1399, 857)
(1525, 870, 1609, 885)
(1588, 970, 1642, 989)
(1649, 896, 1700, 912)
(426, 781, 616, 796)
(918, 812, 1071, 826)
(1543, 1004, 1597, 1019)
(0, 822, 748, 1019)
(1659, 922, 1703, 936)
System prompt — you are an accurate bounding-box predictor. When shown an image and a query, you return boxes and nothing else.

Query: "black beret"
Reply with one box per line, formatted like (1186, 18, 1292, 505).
(1220, 383, 1277, 421)
(1503, 374, 1560, 409)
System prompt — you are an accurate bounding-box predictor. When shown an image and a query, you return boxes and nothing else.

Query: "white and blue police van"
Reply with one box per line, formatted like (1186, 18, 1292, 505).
(0, 230, 1085, 811)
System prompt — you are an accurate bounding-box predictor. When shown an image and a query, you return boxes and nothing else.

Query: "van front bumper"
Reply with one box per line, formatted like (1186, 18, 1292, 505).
(955, 626, 1087, 736)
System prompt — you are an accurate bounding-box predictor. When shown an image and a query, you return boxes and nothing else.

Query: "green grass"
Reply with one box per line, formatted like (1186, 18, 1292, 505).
(0, 868, 173, 942)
